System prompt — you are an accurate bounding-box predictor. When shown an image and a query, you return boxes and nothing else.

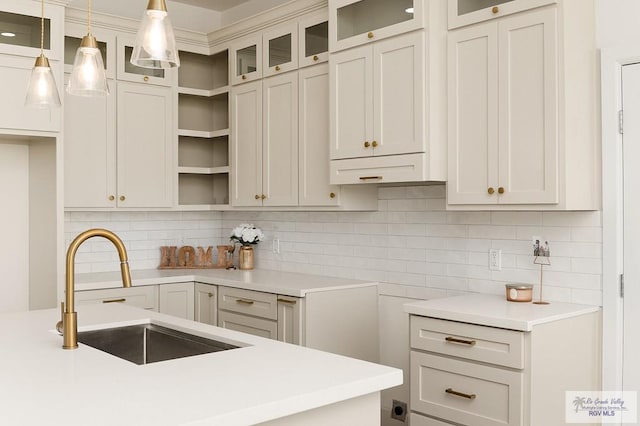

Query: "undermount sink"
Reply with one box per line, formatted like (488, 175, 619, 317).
(78, 323, 241, 365)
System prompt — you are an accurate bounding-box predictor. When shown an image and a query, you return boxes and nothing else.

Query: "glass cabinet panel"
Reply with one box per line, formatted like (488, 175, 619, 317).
(0, 11, 50, 50)
(236, 44, 257, 76)
(457, 0, 513, 15)
(336, 0, 414, 41)
(448, 0, 556, 29)
(305, 21, 328, 58)
(124, 45, 164, 78)
(268, 34, 291, 68)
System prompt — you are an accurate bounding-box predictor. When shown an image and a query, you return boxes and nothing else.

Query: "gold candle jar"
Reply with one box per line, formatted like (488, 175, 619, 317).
(505, 283, 533, 302)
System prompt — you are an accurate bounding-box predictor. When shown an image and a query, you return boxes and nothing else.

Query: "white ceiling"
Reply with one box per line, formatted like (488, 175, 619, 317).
(171, 0, 252, 11)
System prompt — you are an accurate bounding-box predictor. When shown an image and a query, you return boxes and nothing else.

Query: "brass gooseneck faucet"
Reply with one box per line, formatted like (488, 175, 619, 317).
(57, 229, 132, 349)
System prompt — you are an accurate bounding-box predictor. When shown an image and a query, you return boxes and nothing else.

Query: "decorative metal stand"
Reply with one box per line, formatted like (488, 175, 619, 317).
(533, 256, 551, 305)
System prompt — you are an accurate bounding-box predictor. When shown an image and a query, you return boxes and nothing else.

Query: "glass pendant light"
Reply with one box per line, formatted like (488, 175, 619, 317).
(25, 0, 61, 108)
(131, 0, 180, 69)
(67, 0, 108, 96)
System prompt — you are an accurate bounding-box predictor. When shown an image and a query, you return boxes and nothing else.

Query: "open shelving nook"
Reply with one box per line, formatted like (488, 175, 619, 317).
(177, 49, 230, 209)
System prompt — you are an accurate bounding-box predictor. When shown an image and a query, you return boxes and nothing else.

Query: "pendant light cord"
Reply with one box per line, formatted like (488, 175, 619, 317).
(87, 0, 92, 34)
(40, 0, 44, 55)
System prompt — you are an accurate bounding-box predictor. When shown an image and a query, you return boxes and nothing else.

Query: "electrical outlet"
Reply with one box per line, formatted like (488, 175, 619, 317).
(489, 249, 502, 271)
(272, 238, 280, 254)
(390, 400, 407, 422)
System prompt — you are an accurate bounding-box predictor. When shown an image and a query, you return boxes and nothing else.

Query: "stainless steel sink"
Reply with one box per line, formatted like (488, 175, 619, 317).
(78, 323, 240, 365)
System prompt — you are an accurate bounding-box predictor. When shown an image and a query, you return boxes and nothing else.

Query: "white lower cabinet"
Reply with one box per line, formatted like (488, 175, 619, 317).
(74, 286, 157, 310)
(409, 313, 601, 425)
(158, 282, 195, 320)
(194, 282, 217, 326)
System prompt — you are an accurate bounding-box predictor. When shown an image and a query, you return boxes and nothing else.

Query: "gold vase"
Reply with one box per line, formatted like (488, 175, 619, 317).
(239, 245, 254, 270)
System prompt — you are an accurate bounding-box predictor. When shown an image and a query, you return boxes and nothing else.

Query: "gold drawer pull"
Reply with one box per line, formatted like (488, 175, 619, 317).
(445, 388, 476, 400)
(445, 336, 476, 346)
(277, 298, 296, 305)
(359, 176, 383, 181)
(236, 299, 255, 305)
(103, 298, 126, 304)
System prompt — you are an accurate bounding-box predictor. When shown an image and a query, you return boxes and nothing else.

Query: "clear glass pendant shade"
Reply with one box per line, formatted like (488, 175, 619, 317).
(25, 55, 61, 108)
(131, 1, 180, 69)
(67, 35, 108, 96)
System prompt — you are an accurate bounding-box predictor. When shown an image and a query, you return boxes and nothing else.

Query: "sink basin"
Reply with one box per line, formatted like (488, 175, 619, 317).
(78, 323, 241, 365)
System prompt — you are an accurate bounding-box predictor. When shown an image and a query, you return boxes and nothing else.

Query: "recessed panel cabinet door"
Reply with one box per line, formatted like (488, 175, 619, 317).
(373, 31, 425, 156)
(231, 80, 262, 206)
(497, 8, 558, 204)
(116, 82, 174, 208)
(330, 44, 373, 160)
(64, 79, 116, 208)
(447, 22, 499, 204)
(262, 72, 298, 206)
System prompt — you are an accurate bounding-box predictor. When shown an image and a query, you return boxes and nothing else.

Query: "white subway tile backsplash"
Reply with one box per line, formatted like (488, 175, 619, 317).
(66, 186, 603, 305)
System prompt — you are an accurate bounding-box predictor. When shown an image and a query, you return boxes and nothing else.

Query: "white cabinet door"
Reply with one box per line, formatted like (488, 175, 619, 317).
(64, 78, 117, 208)
(195, 283, 217, 326)
(116, 82, 174, 208)
(277, 296, 303, 345)
(497, 7, 558, 204)
(231, 80, 262, 206)
(262, 72, 298, 206)
(158, 282, 195, 320)
(230, 34, 262, 85)
(298, 10, 328, 68)
(218, 310, 278, 339)
(299, 64, 340, 206)
(373, 31, 425, 156)
(330, 44, 373, 160)
(447, 22, 498, 205)
(262, 21, 298, 78)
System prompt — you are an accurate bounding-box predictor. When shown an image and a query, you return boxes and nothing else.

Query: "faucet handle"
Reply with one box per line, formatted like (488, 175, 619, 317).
(55, 302, 64, 334)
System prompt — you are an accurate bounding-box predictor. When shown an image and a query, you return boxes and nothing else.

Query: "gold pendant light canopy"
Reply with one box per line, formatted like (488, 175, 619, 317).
(131, 0, 180, 69)
(25, 0, 61, 108)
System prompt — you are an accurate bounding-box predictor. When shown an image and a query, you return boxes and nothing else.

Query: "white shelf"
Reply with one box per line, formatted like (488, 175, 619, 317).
(177, 86, 230, 97)
(178, 128, 230, 138)
(178, 166, 230, 175)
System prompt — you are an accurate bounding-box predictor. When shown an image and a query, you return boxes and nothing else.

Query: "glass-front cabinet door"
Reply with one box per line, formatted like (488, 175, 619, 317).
(448, 0, 556, 29)
(0, 1, 63, 60)
(262, 22, 297, 78)
(329, 0, 423, 52)
(230, 34, 262, 85)
(116, 35, 171, 86)
(298, 10, 328, 68)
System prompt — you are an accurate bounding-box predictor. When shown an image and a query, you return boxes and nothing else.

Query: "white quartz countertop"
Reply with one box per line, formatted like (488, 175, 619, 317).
(404, 294, 600, 331)
(0, 304, 401, 426)
(74, 268, 376, 297)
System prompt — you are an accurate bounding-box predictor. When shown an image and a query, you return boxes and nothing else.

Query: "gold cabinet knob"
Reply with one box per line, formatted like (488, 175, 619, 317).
(492, 6, 499, 13)
(261, 194, 266, 200)
(119, 195, 126, 201)
(329, 192, 336, 199)
(372, 140, 378, 147)
(313, 55, 319, 61)
(498, 187, 505, 194)
(367, 32, 374, 39)
(364, 141, 370, 148)
(108, 195, 115, 201)
(143, 76, 149, 82)
(255, 194, 260, 200)
(488, 187, 495, 195)
(208, 292, 214, 298)
(275, 65, 281, 71)
(242, 74, 247, 80)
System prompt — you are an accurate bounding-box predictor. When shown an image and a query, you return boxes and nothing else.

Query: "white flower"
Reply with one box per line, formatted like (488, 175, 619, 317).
(230, 223, 264, 245)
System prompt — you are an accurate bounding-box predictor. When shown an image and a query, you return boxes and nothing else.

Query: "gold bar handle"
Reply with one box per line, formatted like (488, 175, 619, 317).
(445, 336, 476, 346)
(102, 298, 126, 304)
(445, 388, 476, 400)
(236, 299, 255, 305)
(359, 176, 383, 181)
(277, 298, 296, 304)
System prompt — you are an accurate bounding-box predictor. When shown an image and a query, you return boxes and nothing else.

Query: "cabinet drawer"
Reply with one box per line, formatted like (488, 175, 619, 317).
(411, 316, 524, 368)
(409, 413, 455, 426)
(218, 310, 277, 340)
(330, 153, 427, 185)
(218, 287, 277, 320)
(75, 286, 157, 310)
(411, 351, 523, 426)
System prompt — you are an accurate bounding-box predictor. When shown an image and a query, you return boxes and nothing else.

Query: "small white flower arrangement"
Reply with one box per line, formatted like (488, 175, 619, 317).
(230, 223, 264, 246)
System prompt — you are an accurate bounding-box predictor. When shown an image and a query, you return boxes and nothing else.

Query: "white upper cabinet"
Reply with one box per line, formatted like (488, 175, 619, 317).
(0, 2, 63, 60)
(329, 0, 425, 52)
(448, 0, 557, 29)
(116, 35, 172, 86)
(448, 1, 598, 210)
(262, 22, 298, 78)
(298, 10, 329, 68)
(230, 34, 262, 85)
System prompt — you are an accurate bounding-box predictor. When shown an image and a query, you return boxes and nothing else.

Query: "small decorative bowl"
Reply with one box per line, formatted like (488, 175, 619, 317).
(505, 283, 533, 302)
